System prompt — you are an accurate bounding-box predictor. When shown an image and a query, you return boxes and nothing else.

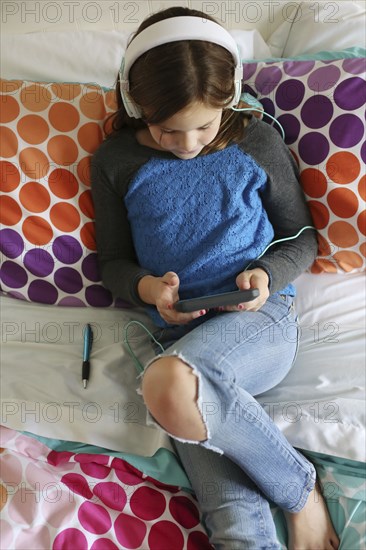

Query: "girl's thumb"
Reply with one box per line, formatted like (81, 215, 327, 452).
(164, 271, 179, 287)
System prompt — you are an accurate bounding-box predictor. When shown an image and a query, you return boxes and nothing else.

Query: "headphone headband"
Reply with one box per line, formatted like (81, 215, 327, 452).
(119, 16, 243, 118)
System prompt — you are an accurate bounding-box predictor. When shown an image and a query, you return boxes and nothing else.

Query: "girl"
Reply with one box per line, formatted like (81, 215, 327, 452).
(91, 6, 339, 549)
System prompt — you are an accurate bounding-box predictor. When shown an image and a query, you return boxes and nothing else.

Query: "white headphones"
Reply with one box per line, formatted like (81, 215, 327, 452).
(119, 16, 243, 119)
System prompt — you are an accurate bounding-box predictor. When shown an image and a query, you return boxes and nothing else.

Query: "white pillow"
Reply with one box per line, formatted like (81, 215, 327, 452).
(0, 29, 271, 88)
(0, 30, 129, 88)
(268, 1, 366, 57)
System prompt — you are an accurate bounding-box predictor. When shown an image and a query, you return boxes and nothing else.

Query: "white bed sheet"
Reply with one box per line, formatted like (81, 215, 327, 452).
(258, 272, 366, 462)
(0, 294, 172, 456)
(1, 271, 365, 461)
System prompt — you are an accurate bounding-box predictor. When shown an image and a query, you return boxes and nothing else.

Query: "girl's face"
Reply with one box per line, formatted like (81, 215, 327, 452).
(147, 102, 223, 159)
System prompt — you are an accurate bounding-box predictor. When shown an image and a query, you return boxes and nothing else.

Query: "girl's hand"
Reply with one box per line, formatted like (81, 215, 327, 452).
(137, 272, 207, 325)
(219, 268, 270, 312)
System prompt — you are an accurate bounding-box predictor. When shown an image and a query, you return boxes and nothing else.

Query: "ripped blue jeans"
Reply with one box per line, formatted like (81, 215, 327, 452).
(147, 294, 316, 550)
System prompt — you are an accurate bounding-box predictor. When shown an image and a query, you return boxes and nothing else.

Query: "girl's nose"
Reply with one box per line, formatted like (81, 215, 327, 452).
(177, 131, 197, 152)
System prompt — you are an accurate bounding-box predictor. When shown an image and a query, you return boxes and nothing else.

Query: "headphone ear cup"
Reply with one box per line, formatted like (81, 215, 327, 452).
(121, 89, 142, 119)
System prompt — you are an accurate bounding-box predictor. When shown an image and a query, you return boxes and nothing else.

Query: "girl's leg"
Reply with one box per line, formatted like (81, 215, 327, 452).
(143, 295, 315, 513)
(174, 440, 281, 550)
(142, 295, 339, 548)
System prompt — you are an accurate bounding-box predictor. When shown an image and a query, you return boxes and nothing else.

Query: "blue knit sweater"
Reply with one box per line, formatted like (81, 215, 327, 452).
(124, 144, 289, 325)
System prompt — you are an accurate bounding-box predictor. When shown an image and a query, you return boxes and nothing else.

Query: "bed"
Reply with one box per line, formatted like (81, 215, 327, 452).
(1, 1, 365, 548)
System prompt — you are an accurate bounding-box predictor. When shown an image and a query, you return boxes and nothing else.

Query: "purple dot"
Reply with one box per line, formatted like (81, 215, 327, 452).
(7, 290, 27, 301)
(85, 285, 113, 307)
(28, 280, 58, 304)
(342, 58, 366, 75)
(277, 114, 301, 145)
(307, 65, 341, 92)
(58, 296, 86, 306)
(1, 261, 28, 288)
(82, 253, 100, 282)
(24, 248, 54, 277)
(53, 236, 83, 264)
(283, 60, 315, 77)
(334, 77, 366, 110)
(54, 267, 83, 294)
(261, 97, 275, 121)
(361, 141, 366, 164)
(301, 95, 334, 129)
(255, 66, 282, 95)
(275, 79, 305, 111)
(298, 133, 330, 165)
(329, 114, 364, 148)
(242, 62, 258, 81)
(0, 229, 24, 259)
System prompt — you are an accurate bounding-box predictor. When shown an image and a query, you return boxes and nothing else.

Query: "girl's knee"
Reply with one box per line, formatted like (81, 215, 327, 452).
(142, 356, 206, 441)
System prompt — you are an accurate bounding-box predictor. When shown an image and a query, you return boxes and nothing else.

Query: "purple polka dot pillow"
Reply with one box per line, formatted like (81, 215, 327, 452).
(243, 57, 365, 273)
(0, 80, 130, 307)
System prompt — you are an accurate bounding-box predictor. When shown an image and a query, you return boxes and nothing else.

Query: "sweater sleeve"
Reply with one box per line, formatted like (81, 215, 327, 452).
(240, 118, 318, 293)
(91, 134, 153, 306)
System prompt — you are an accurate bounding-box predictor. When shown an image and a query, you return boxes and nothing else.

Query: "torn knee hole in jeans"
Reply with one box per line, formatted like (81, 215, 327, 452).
(138, 351, 223, 453)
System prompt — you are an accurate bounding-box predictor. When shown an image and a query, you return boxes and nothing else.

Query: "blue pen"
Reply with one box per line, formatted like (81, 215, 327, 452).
(82, 324, 93, 389)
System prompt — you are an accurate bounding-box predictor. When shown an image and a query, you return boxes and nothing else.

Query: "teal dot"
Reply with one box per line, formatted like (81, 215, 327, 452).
(346, 499, 366, 523)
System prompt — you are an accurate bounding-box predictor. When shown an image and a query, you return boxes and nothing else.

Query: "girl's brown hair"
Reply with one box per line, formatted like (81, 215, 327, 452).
(106, 6, 249, 154)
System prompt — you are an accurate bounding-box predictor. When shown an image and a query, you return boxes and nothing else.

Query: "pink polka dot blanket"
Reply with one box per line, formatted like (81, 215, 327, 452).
(2, 425, 365, 549)
(0, 426, 213, 550)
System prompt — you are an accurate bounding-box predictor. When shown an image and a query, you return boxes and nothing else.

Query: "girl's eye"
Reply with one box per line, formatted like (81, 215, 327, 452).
(160, 129, 174, 134)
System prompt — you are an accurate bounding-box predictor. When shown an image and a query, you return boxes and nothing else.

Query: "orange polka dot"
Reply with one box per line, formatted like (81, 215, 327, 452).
(327, 188, 359, 218)
(80, 221, 96, 250)
(357, 210, 366, 236)
(77, 156, 91, 187)
(48, 168, 79, 199)
(307, 200, 330, 230)
(19, 147, 49, 179)
(310, 259, 338, 273)
(0, 161, 20, 192)
(0, 126, 18, 157)
(333, 251, 364, 271)
(328, 221, 359, 248)
(326, 152, 361, 185)
(0, 195, 22, 225)
(20, 83, 52, 112)
(49, 102, 80, 132)
(316, 233, 332, 257)
(47, 136, 78, 166)
(79, 90, 106, 120)
(22, 216, 53, 245)
(0, 95, 20, 123)
(0, 484, 8, 512)
(51, 82, 81, 100)
(17, 114, 49, 144)
(19, 182, 51, 213)
(0, 79, 22, 93)
(50, 203, 80, 232)
(358, 175, 366, 202)
(359, 242, 366, 258)
(300, 168, 327, 198)
(78, 122, 103, 153)
(79, 190, 95, 218)
(105, 90, 118, 111)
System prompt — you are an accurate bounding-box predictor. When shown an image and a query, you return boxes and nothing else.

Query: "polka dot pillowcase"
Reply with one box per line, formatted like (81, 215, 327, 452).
(0, 79, 131, 307)
(243, 57, 365, 273)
